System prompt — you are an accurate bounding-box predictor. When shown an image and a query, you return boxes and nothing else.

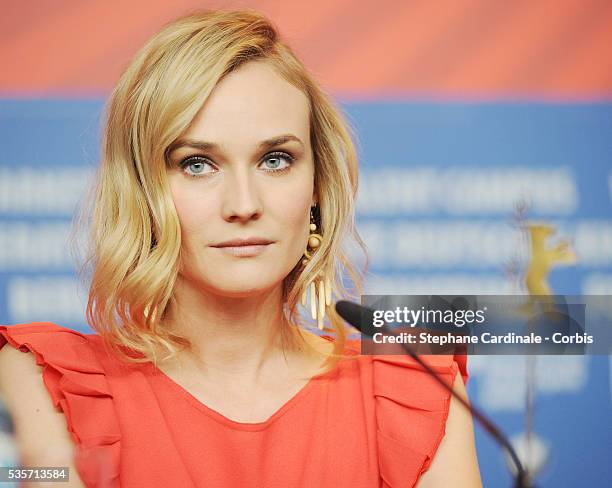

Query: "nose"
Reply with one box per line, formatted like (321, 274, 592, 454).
(221, 166, 263, 222)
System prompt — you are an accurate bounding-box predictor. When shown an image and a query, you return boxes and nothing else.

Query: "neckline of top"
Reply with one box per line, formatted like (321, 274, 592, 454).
(146, 334, 350, 432)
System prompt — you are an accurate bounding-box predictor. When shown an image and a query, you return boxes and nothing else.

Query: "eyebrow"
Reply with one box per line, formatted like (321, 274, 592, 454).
(166, 134, 305, 156)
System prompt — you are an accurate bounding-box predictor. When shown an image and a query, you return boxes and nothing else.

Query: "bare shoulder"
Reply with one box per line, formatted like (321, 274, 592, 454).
(0, 344, 44, 404)
(0, 345, 86, 487)
(416, 369, 483, 488)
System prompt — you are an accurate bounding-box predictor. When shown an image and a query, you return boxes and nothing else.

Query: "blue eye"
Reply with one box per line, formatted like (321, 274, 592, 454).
(178, 151, 295, 179)
(260, 151, 295, 172)
(179, 156, 215, 178)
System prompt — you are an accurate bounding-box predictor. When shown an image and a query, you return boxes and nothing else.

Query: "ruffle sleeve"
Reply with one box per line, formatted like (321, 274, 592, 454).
(373, 351, 469, 488)
(0, 322, 121, 488)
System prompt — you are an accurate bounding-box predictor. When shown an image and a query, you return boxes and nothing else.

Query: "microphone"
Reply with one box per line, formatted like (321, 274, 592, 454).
(335, 299, 531, 488)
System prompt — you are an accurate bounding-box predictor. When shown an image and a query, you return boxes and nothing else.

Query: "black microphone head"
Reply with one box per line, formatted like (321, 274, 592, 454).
(335, 300, 376, 336)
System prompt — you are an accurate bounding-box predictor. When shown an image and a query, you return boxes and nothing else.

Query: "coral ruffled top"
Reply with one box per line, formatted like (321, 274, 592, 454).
(0, 322, 468, 488)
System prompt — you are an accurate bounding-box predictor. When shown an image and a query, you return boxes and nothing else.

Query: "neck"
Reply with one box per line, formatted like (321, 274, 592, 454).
(162, 276, 301, 383)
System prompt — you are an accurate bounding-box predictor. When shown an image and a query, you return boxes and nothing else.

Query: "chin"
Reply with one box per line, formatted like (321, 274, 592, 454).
(202, 270, 283, 296)
(209, 282, 279, 298)
(180, 259, 290, 296)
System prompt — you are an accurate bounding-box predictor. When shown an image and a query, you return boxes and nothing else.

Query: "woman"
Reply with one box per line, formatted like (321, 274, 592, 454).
(0, 9, 481, 488)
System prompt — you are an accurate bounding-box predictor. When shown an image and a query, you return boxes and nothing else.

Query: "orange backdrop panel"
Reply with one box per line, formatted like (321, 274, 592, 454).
(2, 0, 611, 99)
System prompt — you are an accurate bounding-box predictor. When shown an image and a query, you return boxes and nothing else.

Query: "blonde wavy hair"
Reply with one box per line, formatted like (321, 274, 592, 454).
(73, 8, 368, 375)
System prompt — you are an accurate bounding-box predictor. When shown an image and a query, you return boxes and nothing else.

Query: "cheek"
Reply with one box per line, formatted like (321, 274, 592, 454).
(169, 181, 215, 245)
(272, 188, 312, 255)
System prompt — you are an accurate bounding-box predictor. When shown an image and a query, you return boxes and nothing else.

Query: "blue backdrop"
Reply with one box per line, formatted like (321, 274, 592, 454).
(1, 99, 610, 487)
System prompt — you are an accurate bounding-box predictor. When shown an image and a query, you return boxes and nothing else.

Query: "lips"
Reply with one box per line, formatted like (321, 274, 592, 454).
(211, 237, 275, 248)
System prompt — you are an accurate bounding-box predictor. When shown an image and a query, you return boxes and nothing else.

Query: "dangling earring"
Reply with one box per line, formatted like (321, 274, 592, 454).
(300, 205, 332, 330)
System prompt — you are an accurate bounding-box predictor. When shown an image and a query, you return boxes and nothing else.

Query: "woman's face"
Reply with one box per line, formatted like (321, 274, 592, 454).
(166, 60, 315, 298)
